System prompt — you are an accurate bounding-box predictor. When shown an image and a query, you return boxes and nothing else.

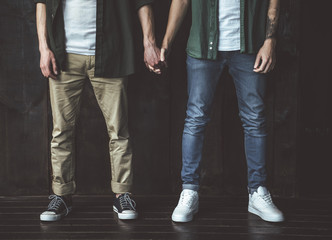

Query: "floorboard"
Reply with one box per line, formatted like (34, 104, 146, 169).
(1, 195, 332, 240)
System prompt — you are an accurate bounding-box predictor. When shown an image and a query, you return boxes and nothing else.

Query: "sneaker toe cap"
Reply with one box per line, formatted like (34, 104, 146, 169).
(122, 210, 137, 214)
(41, 211, 56, 215)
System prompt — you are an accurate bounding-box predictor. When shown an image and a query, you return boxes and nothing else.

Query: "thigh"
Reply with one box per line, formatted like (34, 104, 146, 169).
(49, 54, 87, 125)
(89, 73, 129, 137)
(228, 53, 267, 117)
(186, 55, 225, 118)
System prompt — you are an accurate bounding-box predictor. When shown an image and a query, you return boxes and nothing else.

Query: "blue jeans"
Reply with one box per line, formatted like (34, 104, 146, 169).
(182, 52, 267, 193)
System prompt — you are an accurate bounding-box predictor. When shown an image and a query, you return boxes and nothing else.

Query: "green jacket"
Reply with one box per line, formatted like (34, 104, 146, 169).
(34, 0, 154, 78)
(188, 0, 270, 60)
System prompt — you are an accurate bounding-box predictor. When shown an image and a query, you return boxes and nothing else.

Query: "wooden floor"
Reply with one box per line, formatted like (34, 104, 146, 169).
(1, 195, 332, 240)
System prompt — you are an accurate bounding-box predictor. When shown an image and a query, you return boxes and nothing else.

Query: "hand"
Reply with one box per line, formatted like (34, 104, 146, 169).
(160, 47, 169, 65)
(155, 44, 170, 74)
(144, 40, 163, 74)
(253, 38, 277, 74)
(40, 47, 58, 79)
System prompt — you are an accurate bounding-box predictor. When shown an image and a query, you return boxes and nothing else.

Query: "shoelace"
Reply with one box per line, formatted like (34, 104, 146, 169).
(179, 191, 195, 207)
(119, 193, 136, 211)
(47, 195, 70, 216)
(259, 193, 274, 207)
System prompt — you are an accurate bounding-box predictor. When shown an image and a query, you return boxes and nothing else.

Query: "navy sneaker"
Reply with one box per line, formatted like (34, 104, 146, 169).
(40, 195, 72, 221)
(113, 193, 138, 220)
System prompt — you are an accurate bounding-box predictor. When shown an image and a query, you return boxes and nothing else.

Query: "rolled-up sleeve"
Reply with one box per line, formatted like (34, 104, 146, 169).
(135, 0, 154, 11)
(34, 0, 45, 3)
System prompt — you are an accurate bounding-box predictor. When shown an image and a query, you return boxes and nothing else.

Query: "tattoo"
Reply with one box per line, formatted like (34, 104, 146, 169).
(266, 7, 280, 39)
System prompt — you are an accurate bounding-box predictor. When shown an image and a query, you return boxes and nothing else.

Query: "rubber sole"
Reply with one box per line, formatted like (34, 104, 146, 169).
(40, 207, 72, 222)
(113, 206, 138, 220)
(248, 206, 284, 222)
(171, 206, 199, 223)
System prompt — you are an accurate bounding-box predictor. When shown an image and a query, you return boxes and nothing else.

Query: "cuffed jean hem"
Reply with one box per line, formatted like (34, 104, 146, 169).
(182, 184, 199, 192)
(248, 185, 266, 194)
(52, 181, 76, 196)
(111, 180, 132, 194)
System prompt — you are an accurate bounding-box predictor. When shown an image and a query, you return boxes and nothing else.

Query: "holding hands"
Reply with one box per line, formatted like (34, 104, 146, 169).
(141, 0, 190, 75)
(143, 42, 168, 75)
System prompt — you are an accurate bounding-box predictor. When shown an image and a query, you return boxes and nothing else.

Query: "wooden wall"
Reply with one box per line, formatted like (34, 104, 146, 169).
(0, 1, 49, 195)
(1, 0, 329, 197)
(298, 1, 332, 197)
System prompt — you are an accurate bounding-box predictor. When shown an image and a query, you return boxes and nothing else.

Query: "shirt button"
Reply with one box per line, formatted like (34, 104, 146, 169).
(210, 42, 213, 45)
(209, 47, 213, 50)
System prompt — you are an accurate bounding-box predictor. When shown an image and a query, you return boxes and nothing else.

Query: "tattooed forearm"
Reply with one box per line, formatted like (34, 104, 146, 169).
(266, 0, 280, 39)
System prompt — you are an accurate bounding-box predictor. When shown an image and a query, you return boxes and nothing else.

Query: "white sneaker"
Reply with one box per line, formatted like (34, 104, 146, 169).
(172, 189, 199, 222)
(248, 186, 284, 222)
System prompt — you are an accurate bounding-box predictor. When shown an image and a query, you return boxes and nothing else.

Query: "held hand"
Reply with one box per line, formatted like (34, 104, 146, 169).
(253, 38, 277, 74)
(40, 48, 58, 79)
(144, 41, 163, 74)
(160, 47, 169, 66)
(150, 47, 169, 75)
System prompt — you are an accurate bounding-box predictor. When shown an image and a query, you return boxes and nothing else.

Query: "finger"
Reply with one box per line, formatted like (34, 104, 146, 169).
(145, 61, 152, 71)
(153, 69, 161, 75)
(47, 63, 57, 79)
(47, 66, 57, 79)
(148, 64, 162, 75)
(51, 57, 58, 75)
(40, 65, 46, 77)
(254, 54, 261, 70)
(256, 58, 268, 73)
(263, 60, 272, 73)
(146, 56, 158, 68)
(148, 64, 155, 72)
(49, 73, 57, 79)
(160, 48, 166, 62)
(43, 66, 51, 78)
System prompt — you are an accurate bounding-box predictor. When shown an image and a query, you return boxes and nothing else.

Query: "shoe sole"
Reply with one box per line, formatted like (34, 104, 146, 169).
(40, 207, 72, 222)
(248, 206, 284, 222)
(171, 206, 199, 223)
(113, 206, 138, 220)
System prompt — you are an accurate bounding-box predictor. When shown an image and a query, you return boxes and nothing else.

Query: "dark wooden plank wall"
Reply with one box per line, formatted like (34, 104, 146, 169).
(0, 1, 49, 195)
(298, 1, 332, 197)
(2, 0, 328, 197)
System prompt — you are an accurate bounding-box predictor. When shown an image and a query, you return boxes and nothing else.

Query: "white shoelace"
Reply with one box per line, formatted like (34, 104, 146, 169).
(119, 193, 136, 211)
(256, 193, 276, 208)
(179, 191, 196, 207)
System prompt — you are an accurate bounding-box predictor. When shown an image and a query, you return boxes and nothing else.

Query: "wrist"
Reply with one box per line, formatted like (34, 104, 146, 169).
(264, 38, 277, 48)
(143, 37, 156, 48)
(39, 43, 50, 53)
(161, 38, 172, 51)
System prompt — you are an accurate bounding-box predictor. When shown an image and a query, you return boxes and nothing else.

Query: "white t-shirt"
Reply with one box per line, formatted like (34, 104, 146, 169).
(62, 0, 97, 55)
(218, 0, 241, 51)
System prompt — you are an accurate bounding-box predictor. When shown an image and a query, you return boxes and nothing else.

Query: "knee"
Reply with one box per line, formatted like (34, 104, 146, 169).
(239, 111, 267, 137)
(52, 125, 75, 144)
(184, 112, 210, 136)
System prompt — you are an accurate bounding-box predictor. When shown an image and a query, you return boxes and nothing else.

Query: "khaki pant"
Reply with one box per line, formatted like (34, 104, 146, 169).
(49, 53, 132, 195)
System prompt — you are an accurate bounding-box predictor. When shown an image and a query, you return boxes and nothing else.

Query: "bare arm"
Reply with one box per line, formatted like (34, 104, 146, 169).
(161, 0, 190, 61)
(254, 0, 280, 73)
(36, 3, 58, 79)
(265, 0, 280, 40)
(137, 5, 161, 73)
